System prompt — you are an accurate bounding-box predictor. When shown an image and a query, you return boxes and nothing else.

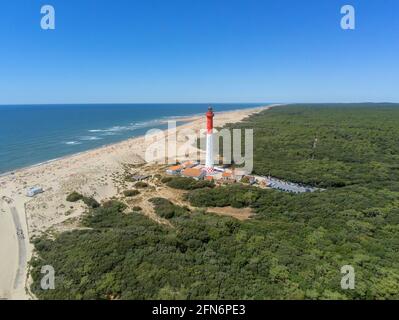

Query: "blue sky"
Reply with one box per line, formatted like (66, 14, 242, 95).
(1, 0, 398, 104)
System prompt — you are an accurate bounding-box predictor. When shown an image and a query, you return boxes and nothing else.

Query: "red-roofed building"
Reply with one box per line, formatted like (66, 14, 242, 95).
(166, 165, 183, 175)
(182, 168, 205, 180)
(222, 171, 236, 182)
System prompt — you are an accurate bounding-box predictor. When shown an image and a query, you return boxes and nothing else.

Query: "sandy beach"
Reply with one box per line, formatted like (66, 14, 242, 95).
(0, 105, 273, 300)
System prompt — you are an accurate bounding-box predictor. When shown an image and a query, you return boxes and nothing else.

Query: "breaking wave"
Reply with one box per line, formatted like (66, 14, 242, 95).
(87, 118, 168, 135)
(79, 136, 103, 141)
(64, 141, 82, 145)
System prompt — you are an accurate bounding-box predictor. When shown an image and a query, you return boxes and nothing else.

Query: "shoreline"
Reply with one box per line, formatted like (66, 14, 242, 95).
(0, 118, 193, 179)
(0, 104, 276, 300)
(0, 105, 271, 178)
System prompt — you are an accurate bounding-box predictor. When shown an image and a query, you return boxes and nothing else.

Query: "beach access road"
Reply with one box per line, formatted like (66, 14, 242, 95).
(11, 207, 27, 292)
(0, 199, 30, 300)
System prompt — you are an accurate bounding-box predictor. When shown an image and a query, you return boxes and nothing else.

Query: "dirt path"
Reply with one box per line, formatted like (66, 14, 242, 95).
(0, 202, 17, 299)
(207, 206, 254, 220)
(0, 196, 32, 300)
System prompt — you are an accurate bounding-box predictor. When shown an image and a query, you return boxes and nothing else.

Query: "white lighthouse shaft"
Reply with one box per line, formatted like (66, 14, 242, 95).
(205, 132, 213, 169)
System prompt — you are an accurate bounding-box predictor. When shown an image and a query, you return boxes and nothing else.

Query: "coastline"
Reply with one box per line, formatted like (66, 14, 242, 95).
(0, 106, 269, 177)
(0, 114, 198, 178)
(0, 104, 276, 300)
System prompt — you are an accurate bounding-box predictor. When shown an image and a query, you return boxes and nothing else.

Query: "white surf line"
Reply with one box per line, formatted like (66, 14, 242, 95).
(10, 207, 27, 291)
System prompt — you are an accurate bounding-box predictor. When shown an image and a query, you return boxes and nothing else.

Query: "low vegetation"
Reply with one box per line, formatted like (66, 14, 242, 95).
(66, 191, 83, 202)
(82, 197, 100, 209)
(161, 176, 172, 183)
(149, 197, 190, 219)
(135, 181, 149, 188)
(240, 176, 251, 184)
(66, 192, 100, 209)
(186, 184, 260, 208)
(165, 176, 215, 190)
(123, 189, 140, 197)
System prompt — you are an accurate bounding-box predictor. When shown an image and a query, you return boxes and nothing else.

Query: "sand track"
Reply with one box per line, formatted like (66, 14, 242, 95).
(10, 207, 26, 290)
(0, 204, 16, 299)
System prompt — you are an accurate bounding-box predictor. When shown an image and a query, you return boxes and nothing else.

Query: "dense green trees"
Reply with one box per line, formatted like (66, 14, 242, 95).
(165, 176, 215, 190)
(187, 184, 260, 208)
(149, 197, 190, 219)
(228, 104, 399, 189)
(31, 104, 399, 300)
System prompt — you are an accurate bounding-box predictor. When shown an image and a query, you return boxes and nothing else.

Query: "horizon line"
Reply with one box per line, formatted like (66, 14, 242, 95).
(0, 101, 398, 107)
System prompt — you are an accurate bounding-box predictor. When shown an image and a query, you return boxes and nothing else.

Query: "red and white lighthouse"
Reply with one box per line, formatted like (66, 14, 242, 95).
(205, 106, 214, 172)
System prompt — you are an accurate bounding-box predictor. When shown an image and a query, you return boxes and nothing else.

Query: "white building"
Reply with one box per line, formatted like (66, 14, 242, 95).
(26, 187, 44, 197)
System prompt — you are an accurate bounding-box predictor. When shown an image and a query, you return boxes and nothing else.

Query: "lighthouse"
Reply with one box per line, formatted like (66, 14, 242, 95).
(205, 106, 214, 172)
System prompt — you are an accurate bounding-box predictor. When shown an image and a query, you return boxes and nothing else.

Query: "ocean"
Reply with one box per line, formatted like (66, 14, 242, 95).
(0, 103, 265, 174)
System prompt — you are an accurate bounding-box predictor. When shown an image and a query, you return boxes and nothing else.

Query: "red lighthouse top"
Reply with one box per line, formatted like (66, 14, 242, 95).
(206, 106, 214, 134)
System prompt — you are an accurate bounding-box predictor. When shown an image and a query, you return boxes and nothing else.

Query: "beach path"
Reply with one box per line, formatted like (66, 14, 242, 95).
(0, 197, 31, 300)
(0, 202, 18, 299)
(10, 207, 27, 291)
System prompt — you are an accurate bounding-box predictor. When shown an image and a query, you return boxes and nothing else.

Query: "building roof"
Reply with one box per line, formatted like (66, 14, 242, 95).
(28, 187, 43, 192)
(167, 165, 183, 171)
(26, 187, 44, 196)
(222, 172, 233, 178)
(182, 168, 204, 178)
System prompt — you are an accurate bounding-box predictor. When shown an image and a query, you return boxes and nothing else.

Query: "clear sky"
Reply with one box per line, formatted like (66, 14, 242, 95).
(1, 0, 398, 104)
